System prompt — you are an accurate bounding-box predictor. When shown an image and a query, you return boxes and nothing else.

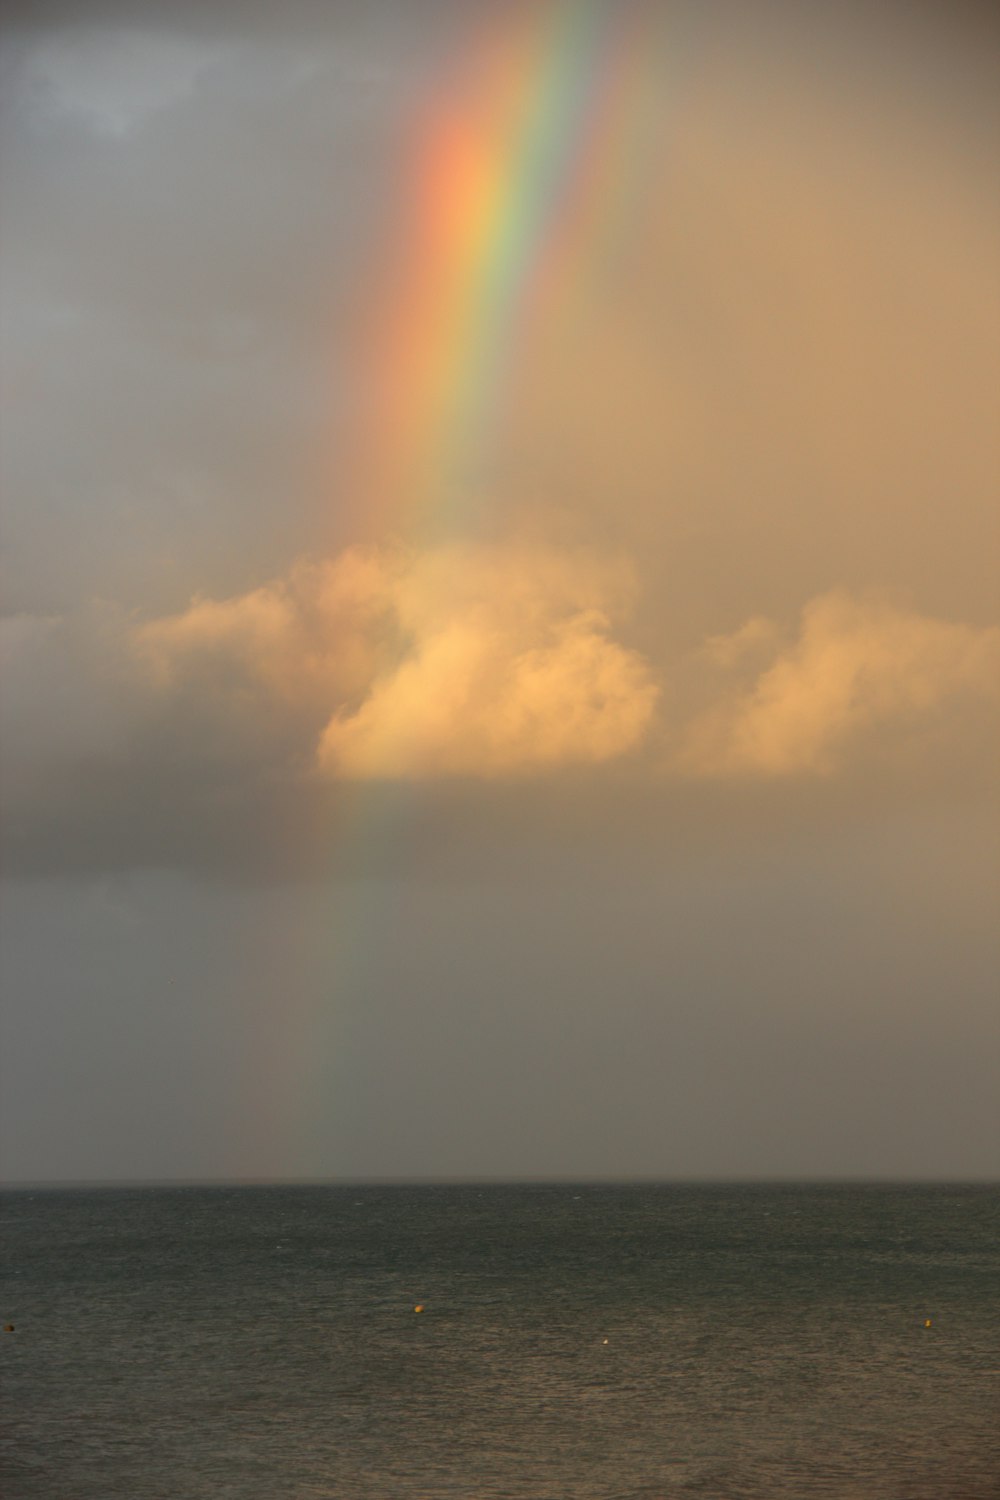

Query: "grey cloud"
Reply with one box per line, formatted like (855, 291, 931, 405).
(1, 0, 997, 1182)
(1, 13, 431, 615)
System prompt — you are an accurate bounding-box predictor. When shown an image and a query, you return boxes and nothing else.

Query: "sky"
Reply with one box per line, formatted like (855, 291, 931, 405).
(1, 0, 997, 1182)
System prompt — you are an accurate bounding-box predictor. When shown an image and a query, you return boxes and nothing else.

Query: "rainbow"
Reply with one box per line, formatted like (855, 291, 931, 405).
(298, 4, 664, 1174)
(357, 0, 661, 542)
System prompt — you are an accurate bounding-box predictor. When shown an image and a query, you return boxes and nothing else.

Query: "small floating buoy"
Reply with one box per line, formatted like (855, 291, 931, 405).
(413, 1304, 424, 1314)
(3, 1324, 13, 1333)
(602, 1337, 609, 1345)
(924, 1318, 932, 1328)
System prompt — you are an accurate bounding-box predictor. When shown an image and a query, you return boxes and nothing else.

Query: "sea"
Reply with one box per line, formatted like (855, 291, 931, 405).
(1, 1183, 997, 1499)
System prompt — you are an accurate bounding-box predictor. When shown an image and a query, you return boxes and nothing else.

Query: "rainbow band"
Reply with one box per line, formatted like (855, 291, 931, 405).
(305, 6, 663, 1173)
(361, 1, 659, 541)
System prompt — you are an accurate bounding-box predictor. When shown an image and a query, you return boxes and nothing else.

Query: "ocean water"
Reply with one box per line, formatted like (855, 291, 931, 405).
(1, 1183, 998, 1499)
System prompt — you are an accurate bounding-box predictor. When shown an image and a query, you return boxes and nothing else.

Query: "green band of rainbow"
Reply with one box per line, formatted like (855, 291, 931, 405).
(357, 0, 662, 542)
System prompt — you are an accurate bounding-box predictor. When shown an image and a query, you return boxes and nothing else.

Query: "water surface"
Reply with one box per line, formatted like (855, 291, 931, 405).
(2, 1183, 997, 1497)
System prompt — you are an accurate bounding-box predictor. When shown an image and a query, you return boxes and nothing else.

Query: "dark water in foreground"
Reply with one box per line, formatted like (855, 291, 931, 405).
(1, 1183, 997, 1499)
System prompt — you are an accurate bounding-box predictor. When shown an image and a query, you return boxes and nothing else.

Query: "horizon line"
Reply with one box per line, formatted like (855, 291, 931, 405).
(2, 1173, 997, 1191)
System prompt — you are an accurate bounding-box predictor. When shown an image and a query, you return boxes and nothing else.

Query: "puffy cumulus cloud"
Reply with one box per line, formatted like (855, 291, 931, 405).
(0, 540, 661, 876)
(681, 592, 1000, 777)
(316, 545, 658, 779)
(133, 541, 660, 782)
(3, 541, 656, 790)
(3, 565, 998, 880)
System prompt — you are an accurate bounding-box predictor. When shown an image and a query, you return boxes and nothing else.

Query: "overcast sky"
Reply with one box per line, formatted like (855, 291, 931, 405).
(2, 0, 997, 1182)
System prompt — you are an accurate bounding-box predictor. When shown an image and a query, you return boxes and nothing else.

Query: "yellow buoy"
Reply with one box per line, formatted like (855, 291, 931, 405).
(413, 1304, 424, 1313)
(924, 1318, 932, 1328)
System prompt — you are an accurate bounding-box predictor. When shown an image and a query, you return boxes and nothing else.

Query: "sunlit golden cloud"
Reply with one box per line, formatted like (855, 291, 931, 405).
(319, 576, 657, 778)
(124, 555, 1000, 786)
(7, 550, 996, 799)
(680, 592, 1000, 777)
(134, 541, 659, 780)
